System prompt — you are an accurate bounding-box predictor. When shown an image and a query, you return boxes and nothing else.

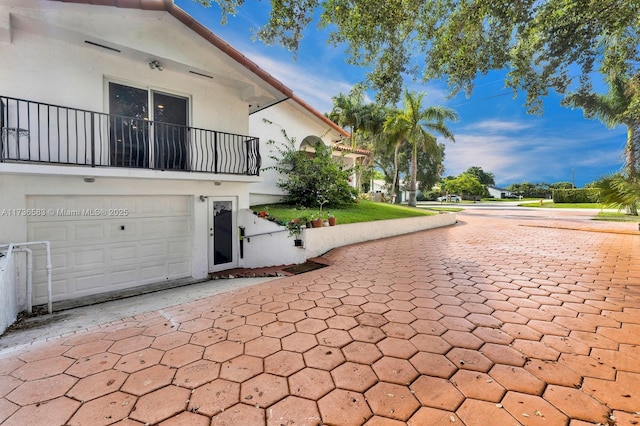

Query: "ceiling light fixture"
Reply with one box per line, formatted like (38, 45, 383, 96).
(149, 60, 164, 71)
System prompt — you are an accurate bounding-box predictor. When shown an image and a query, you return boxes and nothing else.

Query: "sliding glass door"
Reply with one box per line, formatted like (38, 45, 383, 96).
(109, 82, 189, 170)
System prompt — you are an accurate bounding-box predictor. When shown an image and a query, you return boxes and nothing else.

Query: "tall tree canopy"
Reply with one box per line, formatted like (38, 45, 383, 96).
(327, 84, 367, 148)
(564, 73, 640, 214)
(193, 0, 640, 111)
(384, 90, 457, 207)
(464, 166, 495, 186)
(564, 73, 640, 182)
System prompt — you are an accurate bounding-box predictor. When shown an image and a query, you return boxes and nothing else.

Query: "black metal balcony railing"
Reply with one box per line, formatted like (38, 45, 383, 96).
(0, 96, 261, 176)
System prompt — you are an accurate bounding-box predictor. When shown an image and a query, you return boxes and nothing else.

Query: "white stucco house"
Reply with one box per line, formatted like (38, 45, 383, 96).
(249, 99, 368, 206)
(0, 0, 355, 326)
(487, 186, 516, 199)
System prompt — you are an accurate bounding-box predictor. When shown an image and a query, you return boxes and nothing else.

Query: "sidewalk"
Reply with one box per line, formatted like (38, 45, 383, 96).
(1, 212, 639, 425)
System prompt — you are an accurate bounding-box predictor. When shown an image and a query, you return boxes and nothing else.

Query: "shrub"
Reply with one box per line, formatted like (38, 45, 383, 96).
(552, 188, 600, 203)
(266, 129, 357, 208)
(418, 190, 440, 201)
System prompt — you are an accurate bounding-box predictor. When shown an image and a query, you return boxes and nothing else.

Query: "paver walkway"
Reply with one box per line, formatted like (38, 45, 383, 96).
(1, 211, 639, 425)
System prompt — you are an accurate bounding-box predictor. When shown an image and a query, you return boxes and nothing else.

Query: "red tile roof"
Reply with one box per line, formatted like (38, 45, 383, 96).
(332, 143, 371, 156)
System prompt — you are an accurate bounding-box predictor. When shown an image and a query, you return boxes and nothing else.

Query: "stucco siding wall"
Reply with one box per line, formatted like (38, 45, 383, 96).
(249, 100, 345, 204)
(0, 3, 251, 135)
(0, 248, 18, 335)
(0, 173, 252, 281)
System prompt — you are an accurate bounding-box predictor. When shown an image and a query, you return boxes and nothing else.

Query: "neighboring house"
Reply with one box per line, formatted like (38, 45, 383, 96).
(0, 0, 340, 314)
(487, 186, 515, 199)
(249, 99, 367, 206)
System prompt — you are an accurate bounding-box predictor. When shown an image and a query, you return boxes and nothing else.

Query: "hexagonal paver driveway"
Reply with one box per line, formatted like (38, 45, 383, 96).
(1, 209, 640, 425)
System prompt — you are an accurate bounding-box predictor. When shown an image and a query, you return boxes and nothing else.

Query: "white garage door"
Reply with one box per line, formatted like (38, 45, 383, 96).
(27, 195, 191, 305)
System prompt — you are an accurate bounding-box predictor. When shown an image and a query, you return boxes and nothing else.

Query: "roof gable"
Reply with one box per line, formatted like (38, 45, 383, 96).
(46, 0, 346, 134)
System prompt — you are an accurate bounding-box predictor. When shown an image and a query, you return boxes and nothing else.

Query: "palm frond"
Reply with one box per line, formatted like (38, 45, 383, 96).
(596, 174, 640, 215)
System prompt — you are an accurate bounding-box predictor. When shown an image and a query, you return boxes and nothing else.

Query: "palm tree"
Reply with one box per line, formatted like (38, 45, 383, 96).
(563, 72, 640, 214)
(327, 85, 367, 148)
(385, 90, 458, 207)
(357, 103, 388, 192)
(596, 174, 640, 213)
(382, 110, 407, 202)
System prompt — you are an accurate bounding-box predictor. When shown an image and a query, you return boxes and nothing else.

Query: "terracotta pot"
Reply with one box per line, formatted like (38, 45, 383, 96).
(311, 219, 323, 228)
(328, 217, 337, 226)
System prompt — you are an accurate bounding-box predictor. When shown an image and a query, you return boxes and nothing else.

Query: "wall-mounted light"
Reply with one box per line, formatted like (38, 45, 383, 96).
(83, 176, 95, 183)
(149, 60, 164, 71)
(199, 195, 207, 202)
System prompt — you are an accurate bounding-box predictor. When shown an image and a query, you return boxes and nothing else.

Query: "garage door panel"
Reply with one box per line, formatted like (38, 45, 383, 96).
(75, 248, 106, 266)
(109, 269, 138, 287)
(27, 195, 192, 305)
(28, 224, 69, 244)
(74, 223, 107, 241)
(141, 265, 166, 282)
(49, 252, 68, 269)
(107, 222, 137, 239)
(164, 218, 191, 236)
(75, 273, 106, 292)
(167, 260, 190, 278)
(139, 241, 168, 259)
(140, 219, 169, 235)
(38, 277, 69, 300)
(168, 239, 190, 254)
(110, 246, 138, 261)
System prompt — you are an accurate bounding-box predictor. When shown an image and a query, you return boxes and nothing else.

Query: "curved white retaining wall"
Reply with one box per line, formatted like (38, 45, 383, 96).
(302, 213, 457, 259)
(240, 211, 457, 268)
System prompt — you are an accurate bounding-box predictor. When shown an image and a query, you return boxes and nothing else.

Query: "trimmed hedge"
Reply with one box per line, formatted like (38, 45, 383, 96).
(552, 188, 600, 203)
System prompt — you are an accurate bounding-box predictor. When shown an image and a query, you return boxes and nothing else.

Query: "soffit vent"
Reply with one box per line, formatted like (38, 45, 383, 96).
(84, 40, 121, 53)
(189, 70, 213, 79)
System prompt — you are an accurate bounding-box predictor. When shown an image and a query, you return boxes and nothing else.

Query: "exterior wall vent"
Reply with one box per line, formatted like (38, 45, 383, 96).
(84, 40, 121, 53)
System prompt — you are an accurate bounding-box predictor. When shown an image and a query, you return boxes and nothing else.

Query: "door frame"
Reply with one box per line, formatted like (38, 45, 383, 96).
(207, 196, 238, 272)
(104, 78, 192, 169)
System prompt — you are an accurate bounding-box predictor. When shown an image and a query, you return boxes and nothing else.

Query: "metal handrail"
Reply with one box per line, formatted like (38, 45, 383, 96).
(0, 95, 261, 176)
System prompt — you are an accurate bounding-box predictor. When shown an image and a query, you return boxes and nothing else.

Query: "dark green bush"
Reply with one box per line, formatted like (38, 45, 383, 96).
(552, 188, 600, 203)
(417, 190, 440, 201)
(267, 133, 357, 208)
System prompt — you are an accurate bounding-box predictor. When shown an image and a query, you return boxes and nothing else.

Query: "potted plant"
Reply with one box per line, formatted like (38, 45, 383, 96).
(312, 197, 329, 228)
(297, 213, 312, 229)
(327, 212, 337, 226)
(286, 221, 304, 247)
(310, 213, 324, 228)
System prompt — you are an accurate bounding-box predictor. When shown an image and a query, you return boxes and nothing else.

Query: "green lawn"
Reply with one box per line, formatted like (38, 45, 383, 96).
(594, 211, 640, 222)
(518, 202, 603, 208)
(251, 200, 436, 225)
(422, 207, 465, 213)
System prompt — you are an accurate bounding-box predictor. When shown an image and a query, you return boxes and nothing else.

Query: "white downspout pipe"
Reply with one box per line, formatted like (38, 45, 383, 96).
(0, 241, 52, 314)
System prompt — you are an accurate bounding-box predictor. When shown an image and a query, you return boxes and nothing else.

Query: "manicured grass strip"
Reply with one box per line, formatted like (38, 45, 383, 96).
(519, 202, 603, 208)
(251, 200, 435, 225)
(594, 212, 640, 222)
(422, 207, 464, 213)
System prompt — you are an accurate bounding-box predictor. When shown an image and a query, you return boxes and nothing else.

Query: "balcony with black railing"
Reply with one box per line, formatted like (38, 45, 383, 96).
(0, 96, 261, 176)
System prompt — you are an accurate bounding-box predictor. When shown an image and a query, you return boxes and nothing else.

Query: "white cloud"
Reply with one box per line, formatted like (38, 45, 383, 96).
(444, 119, 625, 186)
(443, 134, 528, 182)
(470, 120, 533, 133)
(240, 49, 357, 113)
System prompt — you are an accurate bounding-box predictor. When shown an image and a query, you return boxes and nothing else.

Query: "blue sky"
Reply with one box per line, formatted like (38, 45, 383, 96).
(176, 1, 626, 188)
